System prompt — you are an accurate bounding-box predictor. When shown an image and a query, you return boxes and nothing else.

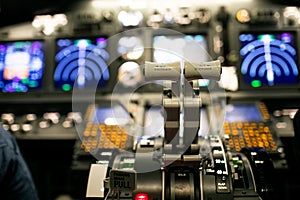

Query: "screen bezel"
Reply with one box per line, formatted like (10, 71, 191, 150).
(236, 29, 300, 91)
(0, 39, 47, 93)
(53, 35, 118, 94)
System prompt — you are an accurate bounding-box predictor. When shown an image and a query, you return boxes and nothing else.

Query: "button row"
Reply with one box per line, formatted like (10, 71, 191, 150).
(0, 112, 82, 133)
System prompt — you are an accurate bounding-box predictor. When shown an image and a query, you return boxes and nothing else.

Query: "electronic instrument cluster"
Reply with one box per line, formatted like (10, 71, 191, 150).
(0, 0, 300, 98)
(0, 1, 299, 199)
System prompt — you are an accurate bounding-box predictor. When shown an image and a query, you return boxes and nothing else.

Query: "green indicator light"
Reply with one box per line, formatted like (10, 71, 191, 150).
(232, 157, 239, 167)
(258, 34, 275, 42)
(29, 81, 38, 87)
(62, 84, 72, 91)
(15, 42, 23, 48)
(74, 39, 92, 47)
(122, 163, 134, 169)
(251, 80, 261, 88)
(22, 78, 29, 84)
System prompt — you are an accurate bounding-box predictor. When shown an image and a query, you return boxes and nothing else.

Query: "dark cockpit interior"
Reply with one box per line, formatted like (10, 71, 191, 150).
(1, 0, 300, 199)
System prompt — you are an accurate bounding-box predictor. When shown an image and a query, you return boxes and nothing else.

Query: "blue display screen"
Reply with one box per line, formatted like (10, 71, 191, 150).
(54, 37, 110, 91)
(239, 32, 298, 88)
(0, 40, 45, 92)
(225, 104, 262, 122)
(90, 104, 131, 125)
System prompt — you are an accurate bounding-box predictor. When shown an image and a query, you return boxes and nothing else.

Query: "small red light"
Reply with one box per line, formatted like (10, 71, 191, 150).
(135, 193, 149, 200)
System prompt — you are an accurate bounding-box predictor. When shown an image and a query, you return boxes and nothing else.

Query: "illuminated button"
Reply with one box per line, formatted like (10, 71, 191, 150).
(240, 143, 245, 148)
(135, 193, 149, 200)
(62, 84, 71, 91)
(90, 131, 96, 137)
(236, 9, 251, 23)
(251, 80, 261, 88)
(232, 129, 238, 135)
(26, 114, 37, 122)
(255, 130, 259, 137)
(176, 7, 192, 25)
(84, 131, 90, 137)
(22, 124, 33, 132)
(11, 124, 20, 132)
(194, 8, 211, 24)
(111, 135, 116, 141)
(237, 122, 243, 129)
(249, 130, 254, 137)
(67, 112, 82, 124)
(43, 112, 60, 124)
(122, 135, 127, 141)
(39, 120, 50, 129)
(258, 142, 264, 148)
(163, 8, 175, 24)
(62, 120, 73, 128)
(264, 141, 269, 147)
(251, 123, 257, 128)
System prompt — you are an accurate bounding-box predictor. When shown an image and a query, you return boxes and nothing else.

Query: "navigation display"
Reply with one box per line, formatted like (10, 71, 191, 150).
(239, 31, 298, 88)
(54, 37, 110, 91)
(0, 40, 45, 92)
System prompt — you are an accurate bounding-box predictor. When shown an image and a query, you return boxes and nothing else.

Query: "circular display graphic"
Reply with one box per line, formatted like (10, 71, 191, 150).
(239, 32, 298, 88)
(54, 38, 110, 91)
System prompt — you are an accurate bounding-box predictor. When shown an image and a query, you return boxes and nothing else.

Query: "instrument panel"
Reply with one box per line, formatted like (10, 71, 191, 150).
(0, 1, 300, 98)
(0, 1, 300, 200)
(0, 40, 45, 92)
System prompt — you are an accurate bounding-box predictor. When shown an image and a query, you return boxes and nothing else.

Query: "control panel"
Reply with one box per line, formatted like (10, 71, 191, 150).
(0, 0, 299, 200)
